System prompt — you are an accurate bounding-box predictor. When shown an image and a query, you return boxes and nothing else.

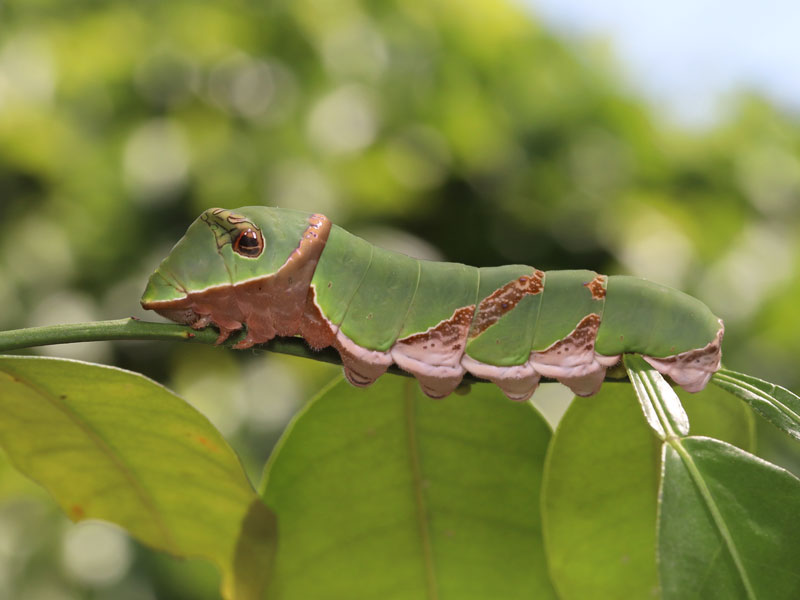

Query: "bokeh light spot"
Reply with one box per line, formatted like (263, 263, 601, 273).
(265, 160, 338, 217)
(307, 85, 378, 155)
(123, 119, 190, 203)
(61, 521, 132, 588)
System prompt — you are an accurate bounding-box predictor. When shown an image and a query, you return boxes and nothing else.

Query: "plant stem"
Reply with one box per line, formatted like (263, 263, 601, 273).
(0, 319, 455, 381)
(0, 319, 630, 385)
(0, 318, 345, 367)
(0, 319, 202, 350)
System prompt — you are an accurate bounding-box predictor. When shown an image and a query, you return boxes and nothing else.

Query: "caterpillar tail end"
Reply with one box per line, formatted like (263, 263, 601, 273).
(642, 320, 724, 393)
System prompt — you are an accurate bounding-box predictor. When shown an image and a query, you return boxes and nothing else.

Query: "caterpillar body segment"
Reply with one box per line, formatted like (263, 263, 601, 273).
(142, 207, 724, 401)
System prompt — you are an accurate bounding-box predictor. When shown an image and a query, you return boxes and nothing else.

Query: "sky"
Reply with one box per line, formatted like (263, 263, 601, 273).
(527, 0, 800, 127)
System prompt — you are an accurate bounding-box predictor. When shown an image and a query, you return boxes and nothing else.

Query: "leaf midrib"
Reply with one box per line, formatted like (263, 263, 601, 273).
(669, 439, 757, 600)
(713, 372, 800, 424)
(404, 380, 439, 600)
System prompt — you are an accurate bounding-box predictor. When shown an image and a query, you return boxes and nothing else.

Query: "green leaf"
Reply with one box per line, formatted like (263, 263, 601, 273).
(542, 383, 661, 600)
(625, 354, 689, 439)
(260, 375, 556, 600)
(0, 355, 276, 600)
(660, 437, 800, 600)
(678, 384, 756, 452)
(712, 369, 800, 442)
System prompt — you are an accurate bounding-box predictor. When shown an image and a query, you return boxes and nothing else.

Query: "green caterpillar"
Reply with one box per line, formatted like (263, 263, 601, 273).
(141, 207, 724, 400)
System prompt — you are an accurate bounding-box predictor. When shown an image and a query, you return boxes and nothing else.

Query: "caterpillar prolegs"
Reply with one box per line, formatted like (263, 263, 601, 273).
(141, 207, 723, 401)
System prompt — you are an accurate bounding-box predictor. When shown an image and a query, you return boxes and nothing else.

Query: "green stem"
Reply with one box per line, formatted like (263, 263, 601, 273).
(0, 319, 630, 386)
(0, 318, 345, 367)
(0, 319, 209, 350)
(0, 319, 465, 382)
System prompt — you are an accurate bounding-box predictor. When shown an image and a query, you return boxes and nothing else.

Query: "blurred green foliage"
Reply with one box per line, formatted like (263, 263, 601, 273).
(1, 0, 799, 597)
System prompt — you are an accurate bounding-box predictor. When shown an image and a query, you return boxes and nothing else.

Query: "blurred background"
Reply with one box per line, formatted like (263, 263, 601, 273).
(1, 0, 799, 597)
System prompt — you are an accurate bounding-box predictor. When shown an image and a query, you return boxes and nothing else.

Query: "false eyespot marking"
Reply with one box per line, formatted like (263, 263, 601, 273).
(233, 228, 263, 258)
(202, 208, 265, 258)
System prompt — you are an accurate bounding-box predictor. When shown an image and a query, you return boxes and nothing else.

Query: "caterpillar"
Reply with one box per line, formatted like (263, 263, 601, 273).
(141, 207, 724, 401)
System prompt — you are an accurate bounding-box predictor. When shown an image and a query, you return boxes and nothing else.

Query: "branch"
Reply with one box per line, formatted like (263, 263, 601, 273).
(0, 319, 451, 380)
(0, 318, 629, 385)
(0, 318, 345, 365)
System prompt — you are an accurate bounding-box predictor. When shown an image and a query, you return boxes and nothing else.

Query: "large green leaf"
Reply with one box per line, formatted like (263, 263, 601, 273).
(542, 383, 662, 599)
(660, 437, 800, 600)
(712, 369, 800, 442)
(623, 360, 800, 599)
(260, 375, 556, 600)
(542, 380, 758, 600)
(0, 355, 276, 600)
